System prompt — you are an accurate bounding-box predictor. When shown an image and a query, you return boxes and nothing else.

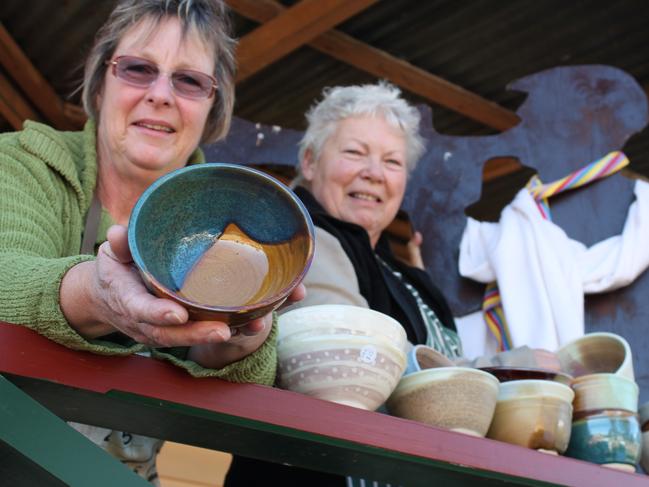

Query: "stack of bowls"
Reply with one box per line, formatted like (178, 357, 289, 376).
(386, 345, 500, 437)
(558, 333, 642, 471)
(276, 305, 408, 411)
(640, 401, 649, 473)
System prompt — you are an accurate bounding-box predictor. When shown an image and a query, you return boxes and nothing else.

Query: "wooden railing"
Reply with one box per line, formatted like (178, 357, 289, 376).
(1, 321, 647, 487)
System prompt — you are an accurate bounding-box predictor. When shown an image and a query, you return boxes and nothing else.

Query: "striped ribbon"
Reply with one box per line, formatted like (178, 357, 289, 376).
(482, 151, 629, 351)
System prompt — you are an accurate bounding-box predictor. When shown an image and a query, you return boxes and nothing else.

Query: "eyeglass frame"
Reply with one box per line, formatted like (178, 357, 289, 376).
(105, 55, 218, 100)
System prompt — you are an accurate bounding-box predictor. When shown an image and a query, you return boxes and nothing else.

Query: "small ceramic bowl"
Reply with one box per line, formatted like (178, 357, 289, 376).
(571, 373, 639, 414)
(487, 380, 574, 453)
(128, 163, 314, 326)
(479, 366, 573, 386)
(404, 344, 454, 375)
(640, 401, 649, 472)
(566, 410, 642, 471)
(387, 367, 499, 437)
(557, 332, 634, 381)
(277, 305, 408, 411)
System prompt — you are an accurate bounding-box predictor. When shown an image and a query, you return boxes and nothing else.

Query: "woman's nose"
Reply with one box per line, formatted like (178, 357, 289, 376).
(145, 74, 174, 106)
(361, 156, 385, 182)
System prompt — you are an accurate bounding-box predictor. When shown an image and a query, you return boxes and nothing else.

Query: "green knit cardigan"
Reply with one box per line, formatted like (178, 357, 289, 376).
(0, 119, 277, 384)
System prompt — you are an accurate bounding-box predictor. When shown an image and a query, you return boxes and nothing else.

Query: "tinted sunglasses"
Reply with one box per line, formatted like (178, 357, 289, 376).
(106, 55, 218, 99)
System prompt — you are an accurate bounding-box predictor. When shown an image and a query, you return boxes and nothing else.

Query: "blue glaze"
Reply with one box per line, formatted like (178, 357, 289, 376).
(127, 163, 314, 308)
(566, 412, 642, 466)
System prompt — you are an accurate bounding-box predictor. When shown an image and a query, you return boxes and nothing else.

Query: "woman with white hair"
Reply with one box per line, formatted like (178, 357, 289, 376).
(225, 82, 462, 487)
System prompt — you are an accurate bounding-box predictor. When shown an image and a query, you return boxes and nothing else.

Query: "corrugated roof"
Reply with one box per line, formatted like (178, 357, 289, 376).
(2, 0, 649, 172)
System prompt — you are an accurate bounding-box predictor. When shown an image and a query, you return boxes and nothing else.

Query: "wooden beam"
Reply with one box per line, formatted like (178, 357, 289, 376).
(0, 22, 78, 130)
(235, 0, 377, 82)
(63, 102, 88, 128)
(0, 71, 39, 130)
(227, 0, 520, 131)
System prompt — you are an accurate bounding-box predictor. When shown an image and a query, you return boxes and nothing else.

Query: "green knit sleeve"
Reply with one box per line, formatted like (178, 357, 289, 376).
(151, 315, 278, 385)
(0, 129, 144, 355)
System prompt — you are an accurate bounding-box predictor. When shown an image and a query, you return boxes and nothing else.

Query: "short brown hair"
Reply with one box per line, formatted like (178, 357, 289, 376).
(81, 0, 236, 143)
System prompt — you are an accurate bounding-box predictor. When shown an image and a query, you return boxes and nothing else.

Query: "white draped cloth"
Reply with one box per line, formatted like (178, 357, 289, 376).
(458, 179, 649, 353)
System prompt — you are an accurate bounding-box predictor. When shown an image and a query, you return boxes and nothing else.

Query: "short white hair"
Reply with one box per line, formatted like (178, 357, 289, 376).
(298, 81, 426, 173)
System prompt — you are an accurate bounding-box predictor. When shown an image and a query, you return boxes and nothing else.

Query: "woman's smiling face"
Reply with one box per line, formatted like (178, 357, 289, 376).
(301, 115, 408, 247)
(96, 16, 215, 181)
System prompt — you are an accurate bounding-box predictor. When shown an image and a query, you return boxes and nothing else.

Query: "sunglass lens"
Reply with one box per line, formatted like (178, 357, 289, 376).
(172, 71, 213, 98)
(117, 57, 158, 86)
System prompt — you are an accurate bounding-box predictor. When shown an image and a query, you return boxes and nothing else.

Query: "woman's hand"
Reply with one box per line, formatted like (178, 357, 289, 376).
(407, 231, 425, 270)
(187, 282, 306, 368)
(60, 225, 304, 367)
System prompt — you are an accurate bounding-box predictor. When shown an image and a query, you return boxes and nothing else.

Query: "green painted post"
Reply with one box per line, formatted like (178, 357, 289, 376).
(0, 375, 150, 487)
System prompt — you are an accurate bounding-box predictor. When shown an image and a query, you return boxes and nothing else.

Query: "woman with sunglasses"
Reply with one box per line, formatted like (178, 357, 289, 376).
(0, 0, 301, 483)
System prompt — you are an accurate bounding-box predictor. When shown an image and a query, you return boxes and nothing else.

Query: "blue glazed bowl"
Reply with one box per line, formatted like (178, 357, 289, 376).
(566, 410, 642, 469)
(128, 163, 315, 326)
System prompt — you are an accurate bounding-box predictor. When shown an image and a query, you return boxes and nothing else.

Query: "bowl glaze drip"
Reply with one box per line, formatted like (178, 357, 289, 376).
(128, 163, 315, 325)
(177, 222, 301, 307)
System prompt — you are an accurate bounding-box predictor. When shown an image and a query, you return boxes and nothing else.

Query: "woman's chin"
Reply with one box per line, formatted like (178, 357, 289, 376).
(125, 149, 183, 175)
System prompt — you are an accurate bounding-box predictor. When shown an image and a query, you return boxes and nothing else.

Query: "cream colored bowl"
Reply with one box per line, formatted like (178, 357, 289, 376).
(277, 305, 408, 411)
(386, 367, 499, 437)
(571, 373, 639, 414)
(487, 380, 574, 453)
(558, 332, 634, 381)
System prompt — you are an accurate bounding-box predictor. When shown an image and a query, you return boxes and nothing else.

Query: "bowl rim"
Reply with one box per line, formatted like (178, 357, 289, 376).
(127, 162, 315, 313)
(570, 372, 638, 387)
(478, 365, 573, 385)
(497, 378, 575, 402)
(392, 366, 500, 398)
(277, 304, 408, 343)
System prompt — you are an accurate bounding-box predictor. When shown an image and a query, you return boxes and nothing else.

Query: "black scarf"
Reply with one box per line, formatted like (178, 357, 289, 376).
(294, 186, 456, 345)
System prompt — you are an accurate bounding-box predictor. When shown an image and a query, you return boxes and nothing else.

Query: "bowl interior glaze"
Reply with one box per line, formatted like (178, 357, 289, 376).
(479, 366, 573, 386)
(128, 163, 314, 325)
(557, 332, 634, 381)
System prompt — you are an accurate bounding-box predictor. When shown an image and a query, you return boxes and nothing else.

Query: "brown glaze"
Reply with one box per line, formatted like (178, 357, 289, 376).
(178, 222, 310, 308)
(487, 397, 573, 452)
(480, 366, 573, 386)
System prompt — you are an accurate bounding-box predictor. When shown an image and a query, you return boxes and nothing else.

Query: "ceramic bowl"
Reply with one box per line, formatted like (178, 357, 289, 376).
(404, 344, 454, 375)
(557, 332, 634, 381)
(479, 366, 573, 386)
(387, 367, 499, 437)
(640, 402, 649, 472)
(276, 305, 408, 411)
(487, 380, 574, 453)
(570, 373, 639, 414)
(128, 163, 314, 326)
(566, 410, 642, 471)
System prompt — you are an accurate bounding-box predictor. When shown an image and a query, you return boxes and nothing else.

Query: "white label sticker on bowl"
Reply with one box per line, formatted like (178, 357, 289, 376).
(359, 345, 377, 365)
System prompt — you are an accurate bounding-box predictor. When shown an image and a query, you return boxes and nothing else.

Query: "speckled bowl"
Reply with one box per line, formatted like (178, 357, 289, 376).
(487, 380, 574, 453)
(277, 305, 408, 411)
(128, 163, 314, 326)
(387, 367, 499, 437)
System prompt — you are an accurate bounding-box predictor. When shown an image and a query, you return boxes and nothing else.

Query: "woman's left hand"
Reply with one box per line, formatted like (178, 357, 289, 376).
(186, 284, 305, 369)
(102, 223, 305, 368)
